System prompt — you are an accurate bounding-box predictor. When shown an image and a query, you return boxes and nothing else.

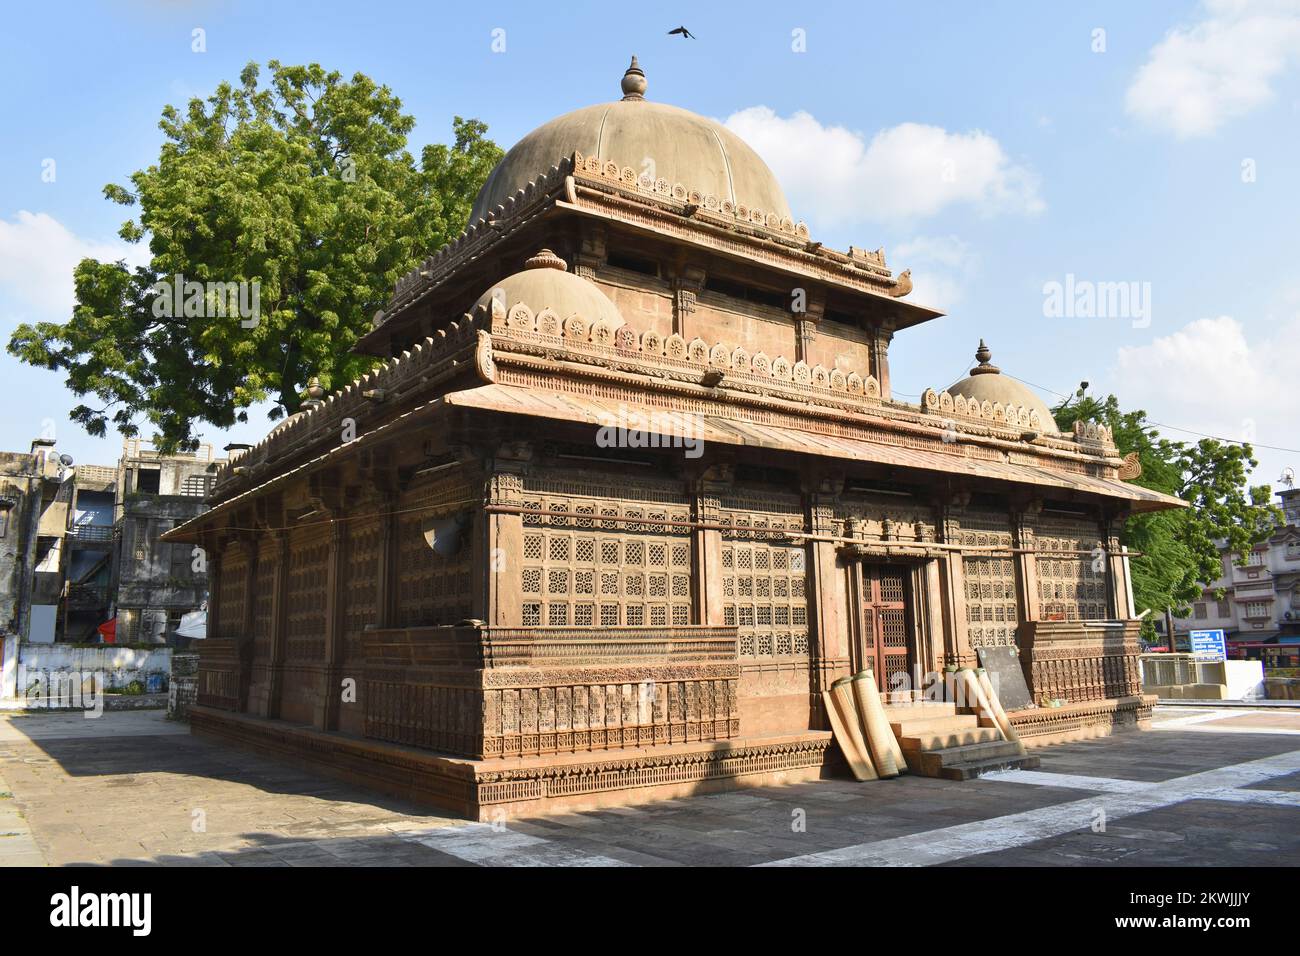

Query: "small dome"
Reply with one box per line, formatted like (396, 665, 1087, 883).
(945, 340, 1059, 433)
(474, 249, 624, 325)
(470, 57, 792, 224)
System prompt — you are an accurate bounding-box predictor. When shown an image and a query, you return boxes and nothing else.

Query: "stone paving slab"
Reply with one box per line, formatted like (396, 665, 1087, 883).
(1244, 769, 1300, 792)
(943, 799, 1298, 866)
(1, 707, 1298, 867)
(1210, 713, 1300, 730)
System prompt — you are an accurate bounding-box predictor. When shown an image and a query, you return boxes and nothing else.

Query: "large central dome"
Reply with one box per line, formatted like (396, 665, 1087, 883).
(469, 57, 792, 224)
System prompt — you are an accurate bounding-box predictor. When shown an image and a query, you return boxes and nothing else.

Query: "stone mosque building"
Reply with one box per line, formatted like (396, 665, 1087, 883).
(167, 59, 1184, 819)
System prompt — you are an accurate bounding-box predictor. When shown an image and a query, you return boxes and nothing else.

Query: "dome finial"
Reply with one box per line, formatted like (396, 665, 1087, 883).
(525, 248, 568, 272)
(971, 339, 1000, 375)
(621, 56, 647, 100)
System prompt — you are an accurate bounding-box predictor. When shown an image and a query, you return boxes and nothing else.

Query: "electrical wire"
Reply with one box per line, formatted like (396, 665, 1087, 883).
(1000, 372, 1300, 456)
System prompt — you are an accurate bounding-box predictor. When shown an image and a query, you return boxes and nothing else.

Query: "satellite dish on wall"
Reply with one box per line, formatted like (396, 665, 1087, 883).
(422, 512, 470, 557)
(58, 454, 74, 467)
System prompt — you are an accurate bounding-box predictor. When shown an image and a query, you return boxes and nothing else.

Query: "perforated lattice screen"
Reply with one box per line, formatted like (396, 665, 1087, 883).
(722, 541, 809, 657)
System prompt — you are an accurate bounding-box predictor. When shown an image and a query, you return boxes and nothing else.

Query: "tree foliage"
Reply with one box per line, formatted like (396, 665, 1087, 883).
(1054, 395, 1280, 623)
(8, 61, 502, 451)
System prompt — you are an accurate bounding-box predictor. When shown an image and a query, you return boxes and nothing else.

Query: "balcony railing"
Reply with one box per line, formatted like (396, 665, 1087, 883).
(66, 583, 110, 607)
(66, 524, 115, 543)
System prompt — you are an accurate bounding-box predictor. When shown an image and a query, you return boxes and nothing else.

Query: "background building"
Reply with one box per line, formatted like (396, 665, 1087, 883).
(0, 439, 223, 645)
(63, 462, 117, 642)
(0, 440, 66, 650)
(1168, 486, 1300, 667)
(112, 440, 222, 645)
(0, 438, 225, 705)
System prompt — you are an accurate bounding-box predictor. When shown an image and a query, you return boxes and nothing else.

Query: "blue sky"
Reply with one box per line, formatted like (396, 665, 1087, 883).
(1, 0, 1297, 488)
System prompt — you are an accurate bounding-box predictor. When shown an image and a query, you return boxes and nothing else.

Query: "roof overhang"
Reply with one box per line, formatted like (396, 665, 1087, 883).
(443, 383, 1187, 513)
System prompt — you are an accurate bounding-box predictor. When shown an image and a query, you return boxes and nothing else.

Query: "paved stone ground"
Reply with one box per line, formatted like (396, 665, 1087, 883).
(0, 706, 1297, 867)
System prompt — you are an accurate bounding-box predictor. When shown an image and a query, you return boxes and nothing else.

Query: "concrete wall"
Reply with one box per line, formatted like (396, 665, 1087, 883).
(1140, 654, 1265, 700)
(12, 643, 172, 699)
(167, 651, 200, 719)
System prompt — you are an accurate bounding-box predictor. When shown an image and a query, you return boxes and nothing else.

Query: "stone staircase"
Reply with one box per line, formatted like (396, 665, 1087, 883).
(883, 700, 1040, 780)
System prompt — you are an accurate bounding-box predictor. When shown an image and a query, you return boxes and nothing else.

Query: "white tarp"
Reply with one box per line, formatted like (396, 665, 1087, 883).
(173, 608, 206, 639)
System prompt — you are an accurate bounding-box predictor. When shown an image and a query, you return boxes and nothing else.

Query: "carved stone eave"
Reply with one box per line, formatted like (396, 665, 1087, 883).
(162, 392, 461, 545)
(364, 153, 944, 356)
(485, 331, 1125, 479)
(206, 314, 487, 496)
(557, 188, 940, 327)
(835, 543, 942, 562)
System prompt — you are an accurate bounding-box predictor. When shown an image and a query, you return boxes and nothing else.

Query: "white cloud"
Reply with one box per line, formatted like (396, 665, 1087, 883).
(1125, 0, 1300, 138)
(1110, 313, 1300, 484)
(892, 235, 980, 310)
(724, 108, 1043, 226)
(0, 211, 145, 317)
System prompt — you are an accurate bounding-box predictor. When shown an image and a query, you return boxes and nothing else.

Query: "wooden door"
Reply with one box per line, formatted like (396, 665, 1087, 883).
(860, 564, 912, 697)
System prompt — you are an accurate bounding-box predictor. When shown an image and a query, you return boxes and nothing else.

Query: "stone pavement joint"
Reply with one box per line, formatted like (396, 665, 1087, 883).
(760, 748, 1300, 866)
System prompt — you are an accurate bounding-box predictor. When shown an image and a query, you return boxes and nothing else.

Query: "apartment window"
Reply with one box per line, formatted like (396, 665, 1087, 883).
(1247, 550, 1265, 566)
(1245, 601, 1269, 618)
(169, 541, 191, 579)
(1193, 603, 1207, 620)
(1216, 600, 1231, 617)
(137, 469, 161, 494)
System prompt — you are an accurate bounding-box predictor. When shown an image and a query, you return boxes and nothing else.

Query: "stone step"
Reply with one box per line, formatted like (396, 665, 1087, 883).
(903, 739, 1025, 776)
(889, 714, 982, 737)
(938, 753, 1041, 781)
(898, 725, 1004, 752)
(881, 701, 956, 720)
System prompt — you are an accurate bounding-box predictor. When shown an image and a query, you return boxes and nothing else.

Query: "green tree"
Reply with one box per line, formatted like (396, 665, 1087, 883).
(1054, 394, 1280, 632)
(8, 61, 502, 451)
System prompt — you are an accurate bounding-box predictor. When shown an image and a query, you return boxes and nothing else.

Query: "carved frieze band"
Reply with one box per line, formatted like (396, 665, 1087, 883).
(921, 386, 1046, 432)
(491, 299, 881, 399)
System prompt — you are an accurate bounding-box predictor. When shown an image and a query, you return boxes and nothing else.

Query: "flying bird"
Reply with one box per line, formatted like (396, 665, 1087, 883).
(668, 26, 695, 39)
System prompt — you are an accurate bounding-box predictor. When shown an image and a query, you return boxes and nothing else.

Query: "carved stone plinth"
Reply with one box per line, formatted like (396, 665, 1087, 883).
(190, 705, 833, 821)
(360, 624, 741, 759)
(1018, 619, 1143, 705)
(196, 637, 253, 712)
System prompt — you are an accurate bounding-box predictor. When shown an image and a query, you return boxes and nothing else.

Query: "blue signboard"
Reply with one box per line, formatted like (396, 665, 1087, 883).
(1189, 628, 1226, 662)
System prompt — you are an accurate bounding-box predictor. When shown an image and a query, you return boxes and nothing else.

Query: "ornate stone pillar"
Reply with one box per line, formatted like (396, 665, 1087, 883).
(918, 559, 947, 680)
(319, 517, 346, 731)
(870, 326, 895, 400)
(1104, 514, 1133, 619)
(1012, 499, 1042, 625)
(691, 480, 725, 626)
(267, 529, 290, 720)
(204, 533, 223, 640)
(374, 492, 397, 629)
(240, 537, 257, 638)
(806, 492, 849, 664)
(935, 497, 973, 669)
(794, 292, 823, 365)
(486, 468, 527, 626)
(574, 224, 606, 282)
(806, 489, 849, 723)
(671, 266, 705, 338)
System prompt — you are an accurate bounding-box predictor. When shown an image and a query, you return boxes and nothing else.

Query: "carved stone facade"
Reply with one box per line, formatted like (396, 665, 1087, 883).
(171, 60, 1184, 819)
